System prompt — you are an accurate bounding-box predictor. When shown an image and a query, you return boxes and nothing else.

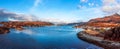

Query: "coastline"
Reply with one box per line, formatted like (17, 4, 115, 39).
(77, 31, 120, 49)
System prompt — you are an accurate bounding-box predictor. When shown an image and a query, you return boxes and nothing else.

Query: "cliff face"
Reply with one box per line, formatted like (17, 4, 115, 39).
(89, 14, 120, 23)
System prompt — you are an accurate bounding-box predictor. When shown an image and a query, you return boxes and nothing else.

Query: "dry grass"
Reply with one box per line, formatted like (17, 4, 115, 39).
(84, 29, 100, 35)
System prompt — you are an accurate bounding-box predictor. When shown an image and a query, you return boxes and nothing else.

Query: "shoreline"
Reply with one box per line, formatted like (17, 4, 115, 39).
(77, 31, 120, 49)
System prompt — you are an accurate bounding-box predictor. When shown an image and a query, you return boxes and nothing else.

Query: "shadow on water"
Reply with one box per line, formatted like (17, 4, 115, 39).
(0, 25, 103, 49)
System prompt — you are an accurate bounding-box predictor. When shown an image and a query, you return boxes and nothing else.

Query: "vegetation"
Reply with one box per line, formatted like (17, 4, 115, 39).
(104, 26, 120, 42)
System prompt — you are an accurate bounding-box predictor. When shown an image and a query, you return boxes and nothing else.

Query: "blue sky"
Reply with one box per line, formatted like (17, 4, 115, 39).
(0, 0, 120, 23)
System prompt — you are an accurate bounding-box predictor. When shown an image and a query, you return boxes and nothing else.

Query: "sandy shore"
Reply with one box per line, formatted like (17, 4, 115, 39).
(77, 31, 120, 49)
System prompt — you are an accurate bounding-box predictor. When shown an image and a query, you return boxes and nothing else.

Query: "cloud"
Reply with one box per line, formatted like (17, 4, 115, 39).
(102, 0, 116, 4)
(0, 9, 17, 21)
(79, 0, 120, 16)
(34, 0, 41, 7)
(0, 3, 41, 21)
(8, 14, 39, 21)
(30, 0, 42, 12)
(88, 3, 94, 6)
(39, 18, 79, 24)
(78, 0, 100, 9)
(101, 0, 120, 15)
(0, 9, 38, 21)
(0, 9, 16, 17)
(80, 0, 88, 2)
(0, 9, 80, 23)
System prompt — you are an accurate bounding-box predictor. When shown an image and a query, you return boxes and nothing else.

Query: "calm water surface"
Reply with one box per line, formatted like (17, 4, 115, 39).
(0, 25, 103, 49)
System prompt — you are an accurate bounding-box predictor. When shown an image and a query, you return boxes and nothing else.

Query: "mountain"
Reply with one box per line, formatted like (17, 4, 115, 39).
(75, 13, 120, 28)
(88, 13, 120, 23)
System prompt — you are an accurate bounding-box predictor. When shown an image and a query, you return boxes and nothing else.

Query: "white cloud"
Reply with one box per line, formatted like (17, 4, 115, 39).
(0, 9, 81, 23)
(88, 3, 94, 6)
(102, 0, 116, 4)
(7, 0, 43, 21)
(39, 18, 79, 24)
(79, 0, 120, 15)
(101, 0, 120, 15)
(34, 0, 41, 7)
(0, 9, 38, 21)
(30, 0, 42, 12)
(78, 0, 98, 9)
(80, 0, 88, 2)
(8, 14, 39, 21)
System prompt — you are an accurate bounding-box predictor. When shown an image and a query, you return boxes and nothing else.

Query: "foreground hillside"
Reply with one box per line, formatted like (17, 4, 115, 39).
(76, 13, 120, 49)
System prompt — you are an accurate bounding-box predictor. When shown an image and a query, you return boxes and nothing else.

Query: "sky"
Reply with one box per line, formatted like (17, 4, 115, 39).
(0, 0, 120, 23)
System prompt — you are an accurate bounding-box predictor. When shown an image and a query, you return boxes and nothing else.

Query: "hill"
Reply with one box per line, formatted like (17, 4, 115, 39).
(75, 14, 120, 28)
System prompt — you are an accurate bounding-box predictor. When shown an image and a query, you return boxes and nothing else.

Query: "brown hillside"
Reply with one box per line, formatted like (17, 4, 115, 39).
(75, 14, 120, 28)
(89, 13, 120, 23)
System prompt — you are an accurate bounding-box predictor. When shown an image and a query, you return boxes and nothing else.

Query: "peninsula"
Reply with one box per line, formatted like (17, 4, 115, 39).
(76, 14, 120, 49)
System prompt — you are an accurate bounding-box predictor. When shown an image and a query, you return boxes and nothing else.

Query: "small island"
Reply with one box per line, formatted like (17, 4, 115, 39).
(0, 21, 53, 34)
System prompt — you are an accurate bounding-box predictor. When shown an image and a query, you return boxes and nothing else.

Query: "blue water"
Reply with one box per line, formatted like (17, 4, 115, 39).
(0, 25, 103, 49)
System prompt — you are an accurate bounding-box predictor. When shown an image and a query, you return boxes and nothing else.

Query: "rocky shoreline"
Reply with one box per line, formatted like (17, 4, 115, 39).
(77, 31, 120, 49)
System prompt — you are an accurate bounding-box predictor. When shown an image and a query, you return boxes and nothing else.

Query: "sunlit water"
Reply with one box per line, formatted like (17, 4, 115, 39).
(0, 25, 103, 49)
